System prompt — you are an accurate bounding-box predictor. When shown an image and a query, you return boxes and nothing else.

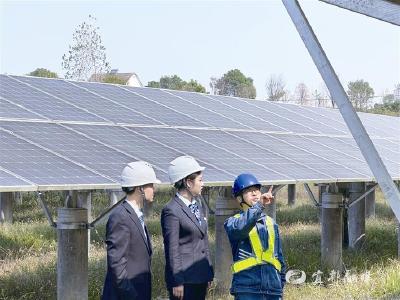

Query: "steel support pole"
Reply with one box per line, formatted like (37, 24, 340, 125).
(215, 186, 239, 294)
(288, 184, 296, 206)
(200, 186, 210, 220)
(282, 0, 400, 222)
(318, 184, 328, 223)
(348, 183, 365, 249)
(321, 191, 343, 272)
(0, 192, 14, 223)
(365, 183, 376, 218)
(397, 181, 400, 258)
(14, 192, 22, 205)
(398, 222, 400, 259)
(319, 0, 400, 26)
(57, 208, 88, 300)
(109, 190, 119, 206)
(77, 191, 92, 249)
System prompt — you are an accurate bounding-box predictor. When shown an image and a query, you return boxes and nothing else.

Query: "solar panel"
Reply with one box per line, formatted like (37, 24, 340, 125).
(133, 88, 249, 130)
(0, 97, 45, 120)
(359, 112, 400, 138)
(0, 121, 134, 182)
(0, 169, 35, 190)
(297, 104, 399, 138)
(232, 130, 375, 180)
(0, 75, 104, 123)
(15, 76, 162, 126)
(208, 94, 321, 134)
(171, 91, 288, 132)
(0, 127, 116, 187)
(130, 126, 270, 182)
(246, 99, 349, 135)
(65, 124, 179, 183)
(0, 74, 398, 191)
(74, 81, 208, 127)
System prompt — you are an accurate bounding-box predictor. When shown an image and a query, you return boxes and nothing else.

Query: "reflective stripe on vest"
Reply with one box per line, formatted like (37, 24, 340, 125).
(231, 214, 281, 273)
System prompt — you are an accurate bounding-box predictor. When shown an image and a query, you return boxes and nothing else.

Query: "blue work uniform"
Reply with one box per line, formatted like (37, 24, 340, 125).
(224, 202, 286, 299)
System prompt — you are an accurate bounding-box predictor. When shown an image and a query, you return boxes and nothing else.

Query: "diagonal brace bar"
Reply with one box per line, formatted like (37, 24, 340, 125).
(89, 195, 126, 228)
(36, 191, 56, 228)
(282, 0, 400, 222)
(304, 183, 320, 207)
(347, 183, 377, 208)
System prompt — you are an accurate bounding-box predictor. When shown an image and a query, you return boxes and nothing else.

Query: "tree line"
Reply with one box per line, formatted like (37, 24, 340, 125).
(27, 15, 399, 116)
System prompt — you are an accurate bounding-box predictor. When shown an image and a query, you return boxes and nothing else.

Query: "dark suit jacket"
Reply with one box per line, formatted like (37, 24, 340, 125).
(161, 195, 214, 289)
(102, 201, 152, 300)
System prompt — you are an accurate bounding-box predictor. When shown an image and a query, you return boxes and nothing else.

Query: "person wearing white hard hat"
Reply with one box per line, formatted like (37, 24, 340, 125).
(102, 161, 160, 300)
(161, 156, 214, 300)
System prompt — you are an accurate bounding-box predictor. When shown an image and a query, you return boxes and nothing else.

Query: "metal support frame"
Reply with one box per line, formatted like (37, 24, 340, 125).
(37, 191, 126, 230)
(0, 192, 14, 223)
(109, 190, 119, 206)
(304, 183, 320, 207)
(272, 184, 285, 195)
(198, 186, 215, 217)
(89, 195, 126, 228)
(288, 184, 296, 206)
(347, 183, 377, 209)
(319, 0, 400, 26)
(347, 182, 366, 249)
(365, 182, 376, 218)
(36, 192, 57, 228)
(282, 0, 400, 222)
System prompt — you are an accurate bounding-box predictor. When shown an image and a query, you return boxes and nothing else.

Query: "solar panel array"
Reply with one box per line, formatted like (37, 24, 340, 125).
(0, 74, 399, 191)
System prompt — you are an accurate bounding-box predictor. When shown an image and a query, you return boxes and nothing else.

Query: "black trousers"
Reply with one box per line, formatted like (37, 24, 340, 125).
(169, 283, 208, 300)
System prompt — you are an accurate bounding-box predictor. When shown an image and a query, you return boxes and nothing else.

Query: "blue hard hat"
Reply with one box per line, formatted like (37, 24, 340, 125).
(232, 173, 261, 197)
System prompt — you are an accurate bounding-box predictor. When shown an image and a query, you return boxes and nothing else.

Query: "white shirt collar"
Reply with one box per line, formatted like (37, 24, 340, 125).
(176, 192, 196, 207)
(126, 200, 144, 219)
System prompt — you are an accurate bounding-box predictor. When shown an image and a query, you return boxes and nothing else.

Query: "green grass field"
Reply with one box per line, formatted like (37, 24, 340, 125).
(1, 186, 399, 300)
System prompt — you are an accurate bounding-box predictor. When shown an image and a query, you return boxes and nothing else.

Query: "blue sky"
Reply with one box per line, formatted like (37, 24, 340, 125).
(1, 0, 399, 99)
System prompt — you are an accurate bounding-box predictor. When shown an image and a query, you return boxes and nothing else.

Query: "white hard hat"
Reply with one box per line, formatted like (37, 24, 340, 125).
(121, 161, 161, 187)
(168, 155, 205, 184)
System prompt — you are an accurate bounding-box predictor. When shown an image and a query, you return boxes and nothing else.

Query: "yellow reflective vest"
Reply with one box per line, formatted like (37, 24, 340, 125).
(231, 214, 282, 274)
